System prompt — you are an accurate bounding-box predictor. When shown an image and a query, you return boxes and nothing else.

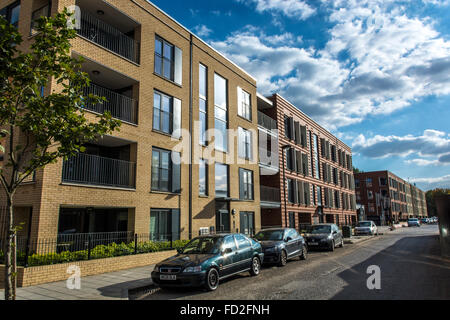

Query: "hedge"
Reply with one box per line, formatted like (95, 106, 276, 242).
(0, 239, 190, 267)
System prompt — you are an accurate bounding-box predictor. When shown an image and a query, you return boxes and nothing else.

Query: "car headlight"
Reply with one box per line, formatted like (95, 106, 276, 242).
(153, 265, 159, 272)
(183, 266, 202, 273)
(328, 234, 333, 240)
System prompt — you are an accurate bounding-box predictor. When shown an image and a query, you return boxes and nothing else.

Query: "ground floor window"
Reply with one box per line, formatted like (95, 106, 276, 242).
(150, 209, 180, 241)
(288, 212, 296, 229)
(58, 208, 129, 234)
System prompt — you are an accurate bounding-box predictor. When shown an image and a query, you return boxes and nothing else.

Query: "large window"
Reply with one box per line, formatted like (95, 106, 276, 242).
(153, 91, 181, 138)
(214, 74, 228, 152)
(238, 127, 253, 160)
(154, 36, 182, 85)
(215, 163, 229, 198)
(199, 159, 208, 196)
(313, 134, 320, 180)
(30, 4, 50, 35)
(1, 1, 20, 27)
(239, 168, 254, 200)
(238, 88, 252, 121)
(199, 64, 208, 145)
(151, 148, 181, 193)
(150, 209, 180, 241)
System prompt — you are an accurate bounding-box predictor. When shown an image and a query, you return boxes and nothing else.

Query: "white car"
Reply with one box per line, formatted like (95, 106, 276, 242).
(354, 221, 378, 236)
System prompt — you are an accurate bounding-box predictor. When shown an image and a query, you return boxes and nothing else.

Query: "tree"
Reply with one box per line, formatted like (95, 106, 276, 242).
(0, 10, 121, 300)
(426, 188, 450, 217)
(353, 166, 363, 174)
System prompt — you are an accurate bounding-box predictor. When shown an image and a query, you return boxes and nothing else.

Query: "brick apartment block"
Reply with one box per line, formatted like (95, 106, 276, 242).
(0, 0, 262, 241)
(257, 94, 357, 229)
(355, 171, 428, 225)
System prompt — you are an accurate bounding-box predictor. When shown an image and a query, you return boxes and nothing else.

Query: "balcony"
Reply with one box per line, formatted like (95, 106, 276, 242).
(83, 83, 138, 124)
(62, 136, 136, 189)
(75, 53, 139, 124)
(258, 111, 278, 134)
(75, 0, 141, 63)
(260, 186, 281, 208)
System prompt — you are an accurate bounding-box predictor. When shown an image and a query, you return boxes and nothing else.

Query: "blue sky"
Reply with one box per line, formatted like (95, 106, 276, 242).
(150, 0, 450, 191)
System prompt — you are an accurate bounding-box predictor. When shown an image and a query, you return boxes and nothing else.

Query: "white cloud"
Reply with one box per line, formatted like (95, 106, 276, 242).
(352, 130, 450, 166)
(193, 25, 213, 38)
(410, 174, 450, 190)
(224, 0, 450, 130)
(235, 0, 316, 20)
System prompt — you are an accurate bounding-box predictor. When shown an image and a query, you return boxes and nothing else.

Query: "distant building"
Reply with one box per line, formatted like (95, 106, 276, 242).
(355, 171, 428, 225)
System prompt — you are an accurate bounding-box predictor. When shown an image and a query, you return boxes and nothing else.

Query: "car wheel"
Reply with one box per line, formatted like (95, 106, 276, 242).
(205, 268, 219, 291)
(250, 257, 261, 276)
(329, 240, 335, 252)
(278, 250, 288, 267)
(300, 246, 307, 260)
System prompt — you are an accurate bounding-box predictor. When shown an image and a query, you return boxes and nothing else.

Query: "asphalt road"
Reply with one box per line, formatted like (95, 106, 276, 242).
(136, 225, 450, 300)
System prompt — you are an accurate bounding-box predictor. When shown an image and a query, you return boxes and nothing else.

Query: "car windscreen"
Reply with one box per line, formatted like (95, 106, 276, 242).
(357, 222, 371, 227)
(307, 225, 331, 234)
(254, 230, 284, 241)
(181, 237, 222, 255)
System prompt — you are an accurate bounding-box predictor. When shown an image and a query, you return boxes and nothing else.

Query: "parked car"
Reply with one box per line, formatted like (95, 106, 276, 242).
(151, 234, 264, 291)
(408, 218, 421, 227)
(304, 224, 344, 251)
(253, 228, 307, 266)
(354, 221, 378, 236)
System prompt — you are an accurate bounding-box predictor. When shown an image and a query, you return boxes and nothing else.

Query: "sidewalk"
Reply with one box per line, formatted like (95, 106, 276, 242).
(0, 265, 155, 300)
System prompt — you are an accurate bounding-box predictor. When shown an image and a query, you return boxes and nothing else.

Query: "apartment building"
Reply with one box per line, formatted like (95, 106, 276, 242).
(0, 0, 261, 241)
(258, 94, 357, 229)
(355, 171, 428, 225)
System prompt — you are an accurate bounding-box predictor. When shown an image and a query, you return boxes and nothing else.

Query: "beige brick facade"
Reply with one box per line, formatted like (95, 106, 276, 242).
(0, 0, 261, 240)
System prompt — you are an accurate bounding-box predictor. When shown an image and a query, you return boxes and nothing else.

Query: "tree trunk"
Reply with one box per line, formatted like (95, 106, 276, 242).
(4, 194, 16, 301)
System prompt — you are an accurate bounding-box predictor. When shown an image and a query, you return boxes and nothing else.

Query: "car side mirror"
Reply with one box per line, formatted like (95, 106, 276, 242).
(222, 248, 232, 255)
(333, 231, 337, 234)
(285, 237, 292, 242)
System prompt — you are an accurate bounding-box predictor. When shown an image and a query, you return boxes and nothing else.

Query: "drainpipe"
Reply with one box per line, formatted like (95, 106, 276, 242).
(188, 34, 193, 239)
(281, 145, 290, 228)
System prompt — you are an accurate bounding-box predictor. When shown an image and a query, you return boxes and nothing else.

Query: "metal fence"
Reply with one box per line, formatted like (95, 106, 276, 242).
(83, 83, 138, 124)
(62, 153, 136, 189)
(77, 10, 140, 63)
(0, 231, 186, 268)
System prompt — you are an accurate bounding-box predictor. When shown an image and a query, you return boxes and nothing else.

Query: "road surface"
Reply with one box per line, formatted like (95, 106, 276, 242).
(135, 225, 449, 300)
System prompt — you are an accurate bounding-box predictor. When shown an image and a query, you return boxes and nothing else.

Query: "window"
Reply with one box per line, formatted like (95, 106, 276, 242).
(150, 209, 180, 241)
(214, 74, 228, 152)
(238, 88, 251, 121)
(239, 169, 254, 200)
(30, 4, 50, 35)
(235, 234, 250, 249)
(355, 179, 360, 188)
(153, 91, 181, 137)
(151, 148, 181, 193)
(367, 178, 373, 187)
(368, 190, 374, 200)
(199, 159, 208, 196)
(199, 64, 208, 145)
(313, 134, 320, 180)
(240, 212, 255, 236)
(317, 186, 322, 206)
(154, 36, 182, 84)
(288, 212, 296, 229)
(215, 163, 229, 198)
(1, 1, 20, 27)
(284, 116, 294, 140)
(238, 127, 253, 160)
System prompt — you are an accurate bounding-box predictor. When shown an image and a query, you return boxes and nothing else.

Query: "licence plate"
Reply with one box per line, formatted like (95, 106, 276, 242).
(308, 242, 319, 246)
(160, 275, 177, 281)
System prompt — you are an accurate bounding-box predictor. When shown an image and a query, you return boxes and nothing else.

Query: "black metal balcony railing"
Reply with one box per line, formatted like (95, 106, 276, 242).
(260, 186, 281, 203)
(62, 153, 136, 189)
(83, 83, 138, 124)
(77, 11, 140, 63)
(258, 111, 277, 132)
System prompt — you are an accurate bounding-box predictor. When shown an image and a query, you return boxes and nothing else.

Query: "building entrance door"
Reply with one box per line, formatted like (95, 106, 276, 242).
(216, 201, 230, 232)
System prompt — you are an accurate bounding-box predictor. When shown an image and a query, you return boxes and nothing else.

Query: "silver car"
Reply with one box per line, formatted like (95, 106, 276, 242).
(354, 221, 378, 236)
(408, 218, 421, 227)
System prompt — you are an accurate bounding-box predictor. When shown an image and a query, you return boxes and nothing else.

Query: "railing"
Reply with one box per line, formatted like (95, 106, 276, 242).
(83, 83, 138, 124)
(258, 111, 277, 132)
(259, 148, 278, 168)
(62, 153, 136, 189)
(260, 186, 281, 203)
(77, 10, 140, 63)
(0, 232, 186, 267)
